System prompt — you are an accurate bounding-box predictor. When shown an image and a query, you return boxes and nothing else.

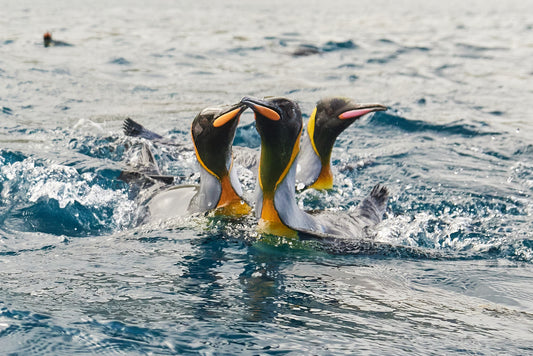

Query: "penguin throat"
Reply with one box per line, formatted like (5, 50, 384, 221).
(309, 164, 333, 190)
(259, 192, 298, 238)
(214, 175, 251, 217)
(307, 107, 334, 168)
(191, 125, 233, 181)
(258, 131, 301, 194)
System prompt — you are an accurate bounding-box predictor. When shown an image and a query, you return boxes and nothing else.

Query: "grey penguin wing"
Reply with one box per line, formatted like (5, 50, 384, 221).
(352, 184, 389, 225)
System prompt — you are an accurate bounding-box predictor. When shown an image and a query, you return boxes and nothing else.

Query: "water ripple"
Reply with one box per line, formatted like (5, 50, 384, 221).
(369, 111, 498, 137)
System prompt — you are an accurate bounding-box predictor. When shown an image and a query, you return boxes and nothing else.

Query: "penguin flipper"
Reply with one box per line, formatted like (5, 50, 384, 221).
(295, 227, 339, 242)
(297, 229, 440, 258)
(118, 171, 174, 185)
(123, 118, 164, 140)
(123, 118, 181, 147)
(145, 174, 175, 185)
(354, 184, 389, 224)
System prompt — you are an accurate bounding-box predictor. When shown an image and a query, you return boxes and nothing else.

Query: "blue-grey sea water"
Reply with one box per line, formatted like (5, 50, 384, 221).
(1, 0, 533, 354)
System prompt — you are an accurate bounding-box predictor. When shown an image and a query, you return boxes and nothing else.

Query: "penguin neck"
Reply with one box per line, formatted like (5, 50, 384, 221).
(258, 189, 298, 238)
(309, 162, 333, 190)
(257, 157, 322, 237)
(196, 162, 251, 216)
(296, 113, 334, 190)
(193, 165, 222, 212)
(297, 132, 327, 188)
(214, 163, 251, 216)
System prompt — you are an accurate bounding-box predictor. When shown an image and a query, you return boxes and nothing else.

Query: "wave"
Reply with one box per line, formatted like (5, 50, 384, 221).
(0, 152, 135, 237)
(0, 303, 175, 355)
(368, 112, 499, 137)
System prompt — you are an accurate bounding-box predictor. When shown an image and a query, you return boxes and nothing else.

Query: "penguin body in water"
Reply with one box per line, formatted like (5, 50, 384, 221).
(296, 98, 387, 190)
(122, 103, 251, 223)
(240, 96, 389, 239)
(43, 32, 72, 47)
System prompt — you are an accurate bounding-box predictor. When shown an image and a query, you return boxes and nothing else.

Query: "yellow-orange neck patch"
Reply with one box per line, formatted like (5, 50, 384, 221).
(258, 127, 301, 193)
(310, 164, 333, 190)
(214, 175, 251, 217)
(307, 107, 320, 157)
(259, 193, 297, 238)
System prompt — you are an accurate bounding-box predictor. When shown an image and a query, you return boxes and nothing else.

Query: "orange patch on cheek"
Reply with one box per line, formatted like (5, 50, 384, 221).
(215, 175, 251, 217)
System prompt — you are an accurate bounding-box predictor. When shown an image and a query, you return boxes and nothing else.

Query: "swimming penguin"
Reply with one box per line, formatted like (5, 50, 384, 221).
(123, 103, 252, 223)
(43, 32, 72, 47)
(296, 98, 387, 190)
(240, 96, 389, 239)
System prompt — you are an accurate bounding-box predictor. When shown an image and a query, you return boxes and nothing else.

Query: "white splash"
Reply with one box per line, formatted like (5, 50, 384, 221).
(1, 157, 136, 230)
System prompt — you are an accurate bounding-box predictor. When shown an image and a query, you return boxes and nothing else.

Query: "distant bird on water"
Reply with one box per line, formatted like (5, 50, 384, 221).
(43, 32, 72, 47)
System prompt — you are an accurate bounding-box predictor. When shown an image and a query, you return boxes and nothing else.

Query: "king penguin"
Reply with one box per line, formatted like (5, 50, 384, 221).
(240, 96, 389, 239)
(124, 103, 252, 223)
(297, 98, 387, 190)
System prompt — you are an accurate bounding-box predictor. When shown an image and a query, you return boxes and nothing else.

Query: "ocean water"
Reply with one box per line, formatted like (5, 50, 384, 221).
(1, 0, 533, 354)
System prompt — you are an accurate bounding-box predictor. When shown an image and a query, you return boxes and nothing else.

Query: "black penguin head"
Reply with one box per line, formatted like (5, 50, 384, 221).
(191, 102, 246, 179)
(310, 97, 387, 164)
(241, 97, 302, 194)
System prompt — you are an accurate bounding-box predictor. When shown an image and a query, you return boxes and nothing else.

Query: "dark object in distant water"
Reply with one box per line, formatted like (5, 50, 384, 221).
(292, 40, 358, 57)
(293, 45, 321, 57)
(43, 32, 72, 47)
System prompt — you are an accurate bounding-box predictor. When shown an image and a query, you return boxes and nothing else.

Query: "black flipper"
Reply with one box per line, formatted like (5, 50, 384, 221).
(123, 118, 182, 147)
(123, 118, 164, 140)
(118, 171, 175, 185)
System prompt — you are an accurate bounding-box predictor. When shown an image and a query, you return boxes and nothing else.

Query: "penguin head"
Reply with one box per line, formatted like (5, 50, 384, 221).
(191, 102, 246, 180)
(241, 97, 302, 194)
(191, 102, 252, 216)
(309, 97, 387, 166)
(43, 32, 52, 47)
(304, 98, 387, 190)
